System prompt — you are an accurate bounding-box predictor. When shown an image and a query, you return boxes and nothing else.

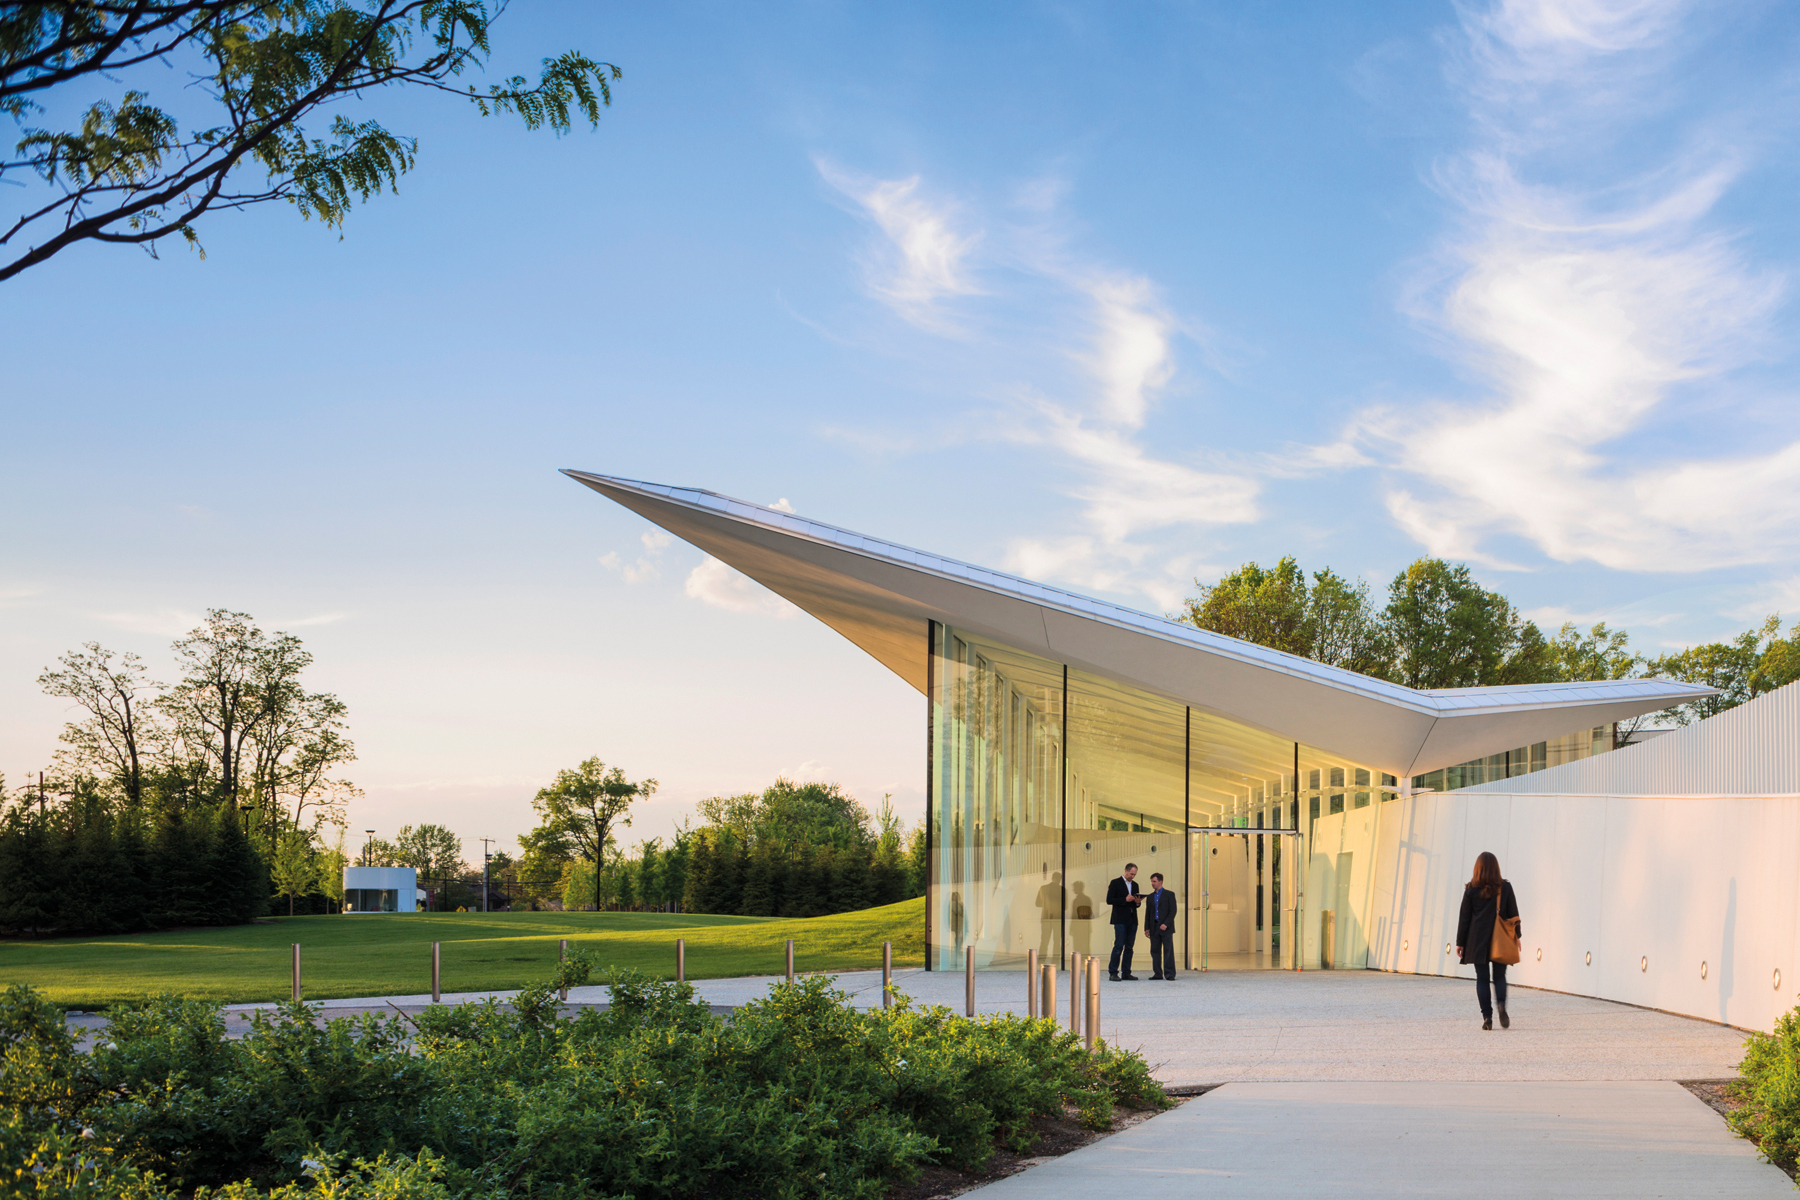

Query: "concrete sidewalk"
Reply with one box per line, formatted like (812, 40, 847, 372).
(974, 1081, 1792, 1198)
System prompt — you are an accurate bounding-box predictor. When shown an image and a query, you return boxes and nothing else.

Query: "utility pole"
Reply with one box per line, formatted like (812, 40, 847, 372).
(481, 838, 493, 913)
(364, 830, 375, 867)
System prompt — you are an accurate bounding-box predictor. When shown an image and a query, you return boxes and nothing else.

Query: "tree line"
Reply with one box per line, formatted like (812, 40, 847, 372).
(515, 762, 926, 916)
(2, 610, 358, 934)
(1182, 556, 1800, 734)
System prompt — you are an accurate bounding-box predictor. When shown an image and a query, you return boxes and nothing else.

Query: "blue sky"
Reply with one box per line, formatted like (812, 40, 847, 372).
(5, 0, 1800, 857)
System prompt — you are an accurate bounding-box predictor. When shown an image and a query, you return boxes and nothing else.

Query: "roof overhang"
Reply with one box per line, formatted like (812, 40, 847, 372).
(566, 471, 1716, 779)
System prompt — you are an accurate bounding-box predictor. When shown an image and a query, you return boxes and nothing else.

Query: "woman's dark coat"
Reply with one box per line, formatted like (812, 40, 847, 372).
(1456, 880, 1519, 965)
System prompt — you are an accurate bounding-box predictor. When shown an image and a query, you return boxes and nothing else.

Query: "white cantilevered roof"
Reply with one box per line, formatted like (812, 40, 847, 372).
(566, 471, 1715, 780)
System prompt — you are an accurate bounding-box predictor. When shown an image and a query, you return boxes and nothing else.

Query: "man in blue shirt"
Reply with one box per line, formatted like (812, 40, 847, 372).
(1144, 872, 1178, 980)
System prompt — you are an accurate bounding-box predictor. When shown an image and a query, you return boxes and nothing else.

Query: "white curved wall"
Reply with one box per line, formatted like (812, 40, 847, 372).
(1359, 788, 1800, 1031)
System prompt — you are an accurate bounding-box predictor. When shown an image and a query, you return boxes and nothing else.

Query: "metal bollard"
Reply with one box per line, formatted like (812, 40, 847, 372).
(1085, 958, 1100, 1052)
(559, 938, 568, 1001)
(432, 942, 441, 1004)
(786, 938, 795, 982)
(965, 945, 975, 1018)
(676, 937, 686, 983)
(1041, 963, 1056, 1020)
(882, 941, 893, 1010)
(291, 943, 301, 1001)
(1026, 948, 1038, 1016)
(1069, 952, 1083, 1032)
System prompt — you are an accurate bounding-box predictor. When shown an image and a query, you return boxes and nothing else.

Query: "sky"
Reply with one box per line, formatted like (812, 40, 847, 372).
(4, 0, 1800, 862)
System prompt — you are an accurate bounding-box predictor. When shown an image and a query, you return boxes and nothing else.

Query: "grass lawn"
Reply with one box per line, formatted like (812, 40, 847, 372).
(0, 898, 926, 1008)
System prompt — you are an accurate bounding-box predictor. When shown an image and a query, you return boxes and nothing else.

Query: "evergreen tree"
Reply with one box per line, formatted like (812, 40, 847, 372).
(682, 831, 715, 914)
(0, 810, 61, 933)
(740, 842, 780, 917)
(152, 810, 214, 927)
(113, 810, 153, 931)
(713, 833, 746, 914)
(61, 800, 126, 932)
(834, 844, 872, 914)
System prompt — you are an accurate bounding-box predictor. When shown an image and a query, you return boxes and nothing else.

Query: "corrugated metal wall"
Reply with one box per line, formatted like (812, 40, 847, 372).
(1459, 679, 1800, 797)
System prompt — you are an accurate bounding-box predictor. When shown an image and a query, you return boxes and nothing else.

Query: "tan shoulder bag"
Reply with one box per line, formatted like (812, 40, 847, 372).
(1489, 882, 1521, 965)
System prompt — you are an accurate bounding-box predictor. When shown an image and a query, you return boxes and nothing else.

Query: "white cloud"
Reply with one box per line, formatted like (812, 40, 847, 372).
(769, 497, 796, 513)
(1342, 0, 1800, 573)
(815, 163, 1262, 605)
(600, 530, 676, 585)
(684, 556, 799, 619)
(817, 161, 981, 331)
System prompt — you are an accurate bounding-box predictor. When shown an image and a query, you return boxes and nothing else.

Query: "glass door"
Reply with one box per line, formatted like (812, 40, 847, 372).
(1192, 828, 1303, 970)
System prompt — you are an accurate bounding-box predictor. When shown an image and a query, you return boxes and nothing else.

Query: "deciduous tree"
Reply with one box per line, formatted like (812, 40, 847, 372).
(529, 756, 655, 913)
(1, 1, 620, 280)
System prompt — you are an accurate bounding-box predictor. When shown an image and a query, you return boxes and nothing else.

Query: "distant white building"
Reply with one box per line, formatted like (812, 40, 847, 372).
(343, 865, 418, 913)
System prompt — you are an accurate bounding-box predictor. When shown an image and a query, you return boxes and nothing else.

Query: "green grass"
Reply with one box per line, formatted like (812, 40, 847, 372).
(0, 898, 926, 1008)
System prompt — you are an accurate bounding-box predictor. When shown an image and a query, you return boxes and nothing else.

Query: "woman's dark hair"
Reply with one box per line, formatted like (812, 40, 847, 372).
(1469, 851, 1503, 899)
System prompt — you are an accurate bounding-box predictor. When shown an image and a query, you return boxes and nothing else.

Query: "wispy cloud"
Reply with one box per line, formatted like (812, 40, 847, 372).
(1338, 0, 1800, 573)
(820, 164, 1259, 605)
(817, 161, 982, 332)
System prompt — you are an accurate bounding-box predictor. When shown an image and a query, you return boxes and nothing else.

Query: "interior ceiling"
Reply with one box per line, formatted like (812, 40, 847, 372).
(566, 471, 1717, 778)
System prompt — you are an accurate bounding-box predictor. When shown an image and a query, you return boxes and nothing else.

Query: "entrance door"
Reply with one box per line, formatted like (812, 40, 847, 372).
(1189, 828, 1303, 970)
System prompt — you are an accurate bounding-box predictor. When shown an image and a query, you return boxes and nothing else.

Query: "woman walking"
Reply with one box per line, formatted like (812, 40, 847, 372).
(1456, 851, 1520, 1030)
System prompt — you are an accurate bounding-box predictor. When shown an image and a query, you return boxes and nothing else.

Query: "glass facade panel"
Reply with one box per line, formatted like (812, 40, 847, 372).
(928, 625, 1064, 970)
(1064, 667, 1187, 972)
(346, 888, 398, 913)
(1411, 724, 1615, 792)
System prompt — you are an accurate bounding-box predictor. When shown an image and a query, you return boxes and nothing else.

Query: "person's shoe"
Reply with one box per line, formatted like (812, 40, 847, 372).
(1122, 974, 1140, 981)
(1482, 1016, 1493, 1030)
(1150, 974, 1164, 980)
(1499, 1005, 1510, 1029)
(1164, 974, 1178, 981)
(1109, 972, 1120, 981)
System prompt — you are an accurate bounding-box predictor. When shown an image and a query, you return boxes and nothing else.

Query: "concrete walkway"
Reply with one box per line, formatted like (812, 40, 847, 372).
(975, 1081, 1792, 1198)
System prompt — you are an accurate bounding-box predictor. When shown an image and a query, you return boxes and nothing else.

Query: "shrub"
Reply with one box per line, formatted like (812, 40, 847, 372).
(0, 969, 1168, 1199)
(1730, 1005, 1800, 1171)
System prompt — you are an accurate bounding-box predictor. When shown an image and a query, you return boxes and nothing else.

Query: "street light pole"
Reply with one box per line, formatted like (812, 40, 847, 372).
(364, 830, 375, 867)
(480, 838, 493, 913)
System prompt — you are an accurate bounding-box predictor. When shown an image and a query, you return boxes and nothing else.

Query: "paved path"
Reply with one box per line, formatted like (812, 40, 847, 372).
(974, 1081, 1793, 1198)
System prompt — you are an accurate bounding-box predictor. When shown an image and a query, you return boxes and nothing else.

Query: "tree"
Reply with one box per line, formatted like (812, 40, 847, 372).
(1179, 558, 1312, 656)
(1307, 568, 1391, 676)
(390, 822, 461, 878)
(270, 826, 314, 916)
(1, 1, 621, 280)
(1382, 558, 1542, 689)
(1650, 616, 1789, 725)
(528, 756, 656, 913)
(38, 642, 161, 805)
(1179, 559, 1390, 676)
(164, 609, 290, 806)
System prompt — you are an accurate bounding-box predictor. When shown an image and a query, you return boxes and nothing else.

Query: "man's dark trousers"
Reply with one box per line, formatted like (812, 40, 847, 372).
(1109, 921, 1136, 977)
(1146, 929, 1175, 978)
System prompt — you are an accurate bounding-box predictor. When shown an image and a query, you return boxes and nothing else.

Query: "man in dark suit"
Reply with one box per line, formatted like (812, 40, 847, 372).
(1144, 872, 1177, 980)
(1105, 863, 1142, 980)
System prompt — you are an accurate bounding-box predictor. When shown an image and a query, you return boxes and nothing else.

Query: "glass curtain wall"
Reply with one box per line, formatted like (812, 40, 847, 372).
(927, 622, 1395, 972)
(928, 624, 1065, 970)
(1064, 668, 1187, 971)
